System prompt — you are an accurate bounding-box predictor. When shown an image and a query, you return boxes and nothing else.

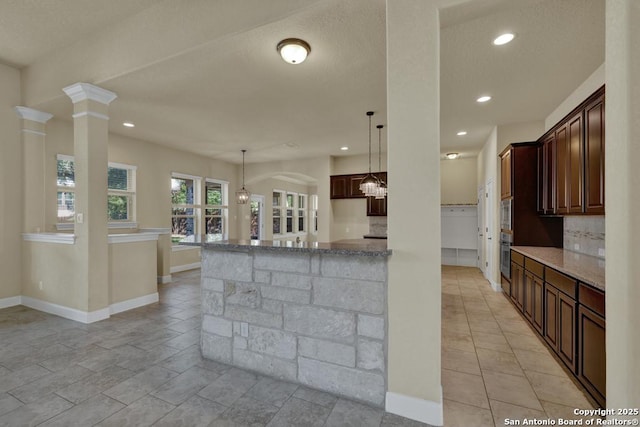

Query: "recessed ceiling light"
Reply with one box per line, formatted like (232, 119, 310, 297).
(476, 95, 492, 103)
(493, 33, 515, 46)
(445, 153, 460, 160)
(123, 122, 135, 128)
(277, 38, 311, 64)
(340, 146, 349, 151)
(457, 131, 467, 136)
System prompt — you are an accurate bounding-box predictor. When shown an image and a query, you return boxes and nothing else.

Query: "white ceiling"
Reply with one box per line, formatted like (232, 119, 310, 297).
(0, 0, 604, 164)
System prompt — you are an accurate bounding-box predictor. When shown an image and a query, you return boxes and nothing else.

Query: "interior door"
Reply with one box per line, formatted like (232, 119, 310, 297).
(484, 179, 494, 283)
(250, 195, 265, 240)
(477, 186, 485, 271)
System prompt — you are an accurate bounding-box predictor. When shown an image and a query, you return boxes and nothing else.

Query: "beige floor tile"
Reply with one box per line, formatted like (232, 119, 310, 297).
(476, 348, 524, 377)
(490, 399, 547, 426)
(442, 321, 471, 335)
(442, 369, 489, 409)
(503, 331, 548, 353)
(512, 348, 568, 377)
(525, 371, 593, 409)
(483, 370, 543, 411)
(541, 400, 595, 421)
(471, 331, 512, 353)
(466, 310, 496, 322)
(442, 347, 481, 376)
(442, 331, 476, 353)
(443, 399, 495, 427)
(468, 319, 502, 335)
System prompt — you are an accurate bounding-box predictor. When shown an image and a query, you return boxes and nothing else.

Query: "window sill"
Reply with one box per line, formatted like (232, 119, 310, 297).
(56, 222, 138, 231)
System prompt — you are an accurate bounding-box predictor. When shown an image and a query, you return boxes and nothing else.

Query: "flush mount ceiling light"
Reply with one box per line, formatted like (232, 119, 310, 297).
(476, 95, 492, 103)
(277, 38, 311, 64)
(446, 153, 460, 160)
(340, 146, 349, 151)
(359, 111, 380, 196)
(457, 131, 467, 136)
(236, 149, 250, 204)
(493, 33, 515, 46)
(123, 122, 135, 128)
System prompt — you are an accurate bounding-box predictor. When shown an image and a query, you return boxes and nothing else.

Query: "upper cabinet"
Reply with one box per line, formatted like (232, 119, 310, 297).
(330, 172, 388, 216)
(538, 86, 605, 216)
(500, 150, 512, 200)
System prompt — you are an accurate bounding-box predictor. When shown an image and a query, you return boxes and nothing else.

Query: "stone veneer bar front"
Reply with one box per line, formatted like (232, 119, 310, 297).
(183, 238, 391, 407)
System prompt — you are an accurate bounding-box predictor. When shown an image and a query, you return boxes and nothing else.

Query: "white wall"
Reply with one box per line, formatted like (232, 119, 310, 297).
(545, 63, 605, 131)
(497, 121, 545, 154)
(441, 157, 478, 205)
(0, 63, 22, 301)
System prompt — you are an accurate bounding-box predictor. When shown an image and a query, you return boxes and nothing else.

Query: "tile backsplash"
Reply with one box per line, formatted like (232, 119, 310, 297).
(564, 216, 605, 259)
(369, 216, 387, 236)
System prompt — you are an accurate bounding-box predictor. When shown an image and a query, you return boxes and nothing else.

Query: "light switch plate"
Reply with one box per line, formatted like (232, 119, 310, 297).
(598, 248, 605, 257)
(240, 322, 248, 337)
(573, 243, 580, 251)
(76, 213, 84, 224)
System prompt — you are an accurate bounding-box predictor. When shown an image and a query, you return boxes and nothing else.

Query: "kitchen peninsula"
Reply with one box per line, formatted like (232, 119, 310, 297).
(182, 238, 391, 406)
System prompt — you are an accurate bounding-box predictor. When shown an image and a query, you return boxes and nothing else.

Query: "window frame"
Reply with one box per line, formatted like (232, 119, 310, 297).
(56, 154, 138, 230)
(297, 193, 307, 233)
(171, 172, 201, 246)
(272, 189, 284, 236)
(204, 178, 229, 242)
(310, 194, 319, 235)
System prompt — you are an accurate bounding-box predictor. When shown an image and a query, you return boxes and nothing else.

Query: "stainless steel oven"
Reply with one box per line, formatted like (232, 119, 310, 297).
(500, 199, 512, 231)
(500, 232, 513, 278)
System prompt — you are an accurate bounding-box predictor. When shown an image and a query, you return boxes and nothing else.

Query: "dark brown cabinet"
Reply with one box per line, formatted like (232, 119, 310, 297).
(501, 150, 512, 200)
(366, 196, 387, 216)
(544, 268, 578, 373)
(330, 174, 366, 199)
(510, 260, 524, 310)
(584, 93, 605, 214)
(578, 284, 606, 408)
(538, 85, 605, 216)
(524, 272, 544, 335)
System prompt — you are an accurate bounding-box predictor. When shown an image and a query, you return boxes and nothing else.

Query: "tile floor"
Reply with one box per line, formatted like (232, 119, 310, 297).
(441, 265, 597, 427)
(0, 269, 425, 427)
(0, 267, 596, 426)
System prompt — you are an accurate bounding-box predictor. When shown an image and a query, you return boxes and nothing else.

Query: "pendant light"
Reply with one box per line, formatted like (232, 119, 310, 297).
(374, 124, 387, 199)
(359, 111, 380, 196)
(236, 149, 250, 204)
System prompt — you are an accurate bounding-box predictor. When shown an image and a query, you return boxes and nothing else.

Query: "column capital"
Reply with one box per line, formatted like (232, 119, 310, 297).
(14, 106, 53, 123)
(62, 83, 117, 105)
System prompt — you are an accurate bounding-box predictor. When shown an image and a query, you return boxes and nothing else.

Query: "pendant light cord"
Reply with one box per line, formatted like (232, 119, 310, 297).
(241, 149, 246, 189)
(378, 125, 382, 174)
(367, 111, 374, 174)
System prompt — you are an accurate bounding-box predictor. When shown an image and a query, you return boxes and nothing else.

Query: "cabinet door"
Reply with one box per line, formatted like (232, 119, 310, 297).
(545, 135, 557, 214)
(544, 284, 559, 349)
(330, 176, 348, 199)
(532, 275, 544, 335)
(558, 291, 577, 373)
(348, 174, 366, 198)
(510, 261, 523, 309)
(501, 151, 512, 199)
(578, 305, 606, 407)
(555, 125, 569, 214)
(524, 271, 534, 324)
(366, 196, 387, 216)
(584, 94, 605, 214)
(568, 112, 584, 213)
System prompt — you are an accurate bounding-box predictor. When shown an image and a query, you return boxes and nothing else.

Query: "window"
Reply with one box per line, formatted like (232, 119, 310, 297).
(297, 194, 307, 233)
(56, 155, 136, 225)
(272, 191, 283, 235)
(171, 174, 200, 243)
(107, 163, 136, 222)
(286, 193, 295, 233)
(311, 194, 318, 234)
(204, 179, 228, 241)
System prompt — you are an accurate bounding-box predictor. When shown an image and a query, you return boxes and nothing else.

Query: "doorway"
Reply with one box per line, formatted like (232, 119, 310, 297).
(477, 186, 485, 271)
(484, 179, 496, 288)
(250, 195, 265, 240)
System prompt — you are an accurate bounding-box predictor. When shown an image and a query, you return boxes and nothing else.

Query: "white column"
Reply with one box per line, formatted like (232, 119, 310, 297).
(605, 0, 640, 411)
(14, 107, 53, 233)
(386, 1, 442, 425)
(63, 83, 117, 315)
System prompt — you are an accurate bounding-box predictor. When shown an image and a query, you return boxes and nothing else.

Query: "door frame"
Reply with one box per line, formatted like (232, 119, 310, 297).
(250, 194, 265, 240)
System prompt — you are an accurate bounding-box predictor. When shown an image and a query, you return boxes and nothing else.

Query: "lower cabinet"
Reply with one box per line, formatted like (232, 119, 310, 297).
(577, 286, 606, 408)
(509, 250, 606, 407)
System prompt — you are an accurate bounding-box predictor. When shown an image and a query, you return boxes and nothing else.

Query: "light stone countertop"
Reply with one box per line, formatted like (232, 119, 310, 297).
(511, 246, 605, 291)
(180, 237, 391, 257)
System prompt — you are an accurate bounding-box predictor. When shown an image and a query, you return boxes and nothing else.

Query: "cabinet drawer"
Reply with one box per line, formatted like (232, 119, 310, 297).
(525, 257, 544, 279)
(579, 283, 605, 317)
(511, 250, 524, 266)
(546, 268, 577, 298)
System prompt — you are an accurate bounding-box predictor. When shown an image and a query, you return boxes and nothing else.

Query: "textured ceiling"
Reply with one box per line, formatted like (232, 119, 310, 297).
(0, 0, 604, 163)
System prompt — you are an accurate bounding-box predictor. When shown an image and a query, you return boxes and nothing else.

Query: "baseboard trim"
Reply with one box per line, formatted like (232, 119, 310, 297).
(170, 262, 201, 274)
(21, 296, 110, 324)
(110, 293, 159, 315)
(385, 390, 443, 426)
(158, 275, 172, 284)
(10, 293, 160, 324)
(490, 279, 502, 292)
(0, 296, 21, 309)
